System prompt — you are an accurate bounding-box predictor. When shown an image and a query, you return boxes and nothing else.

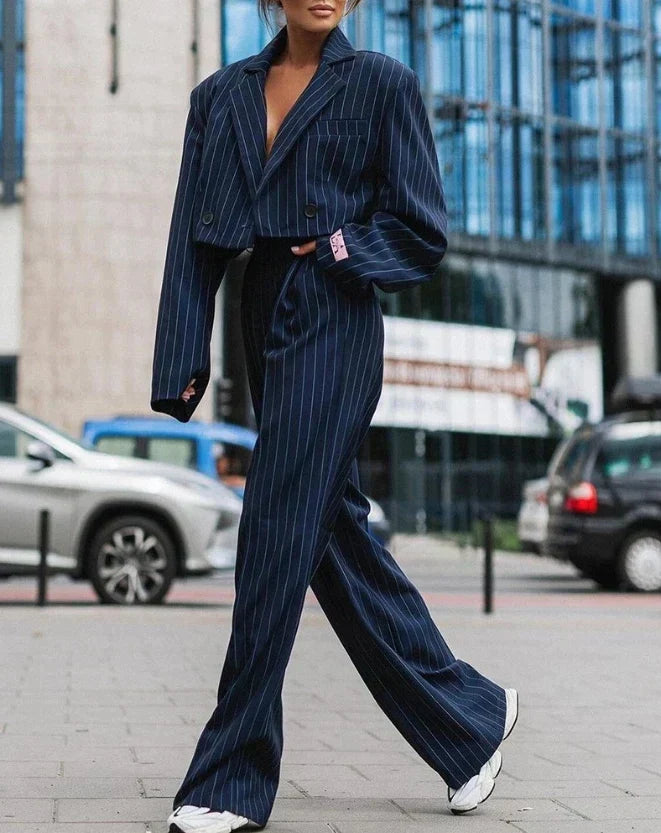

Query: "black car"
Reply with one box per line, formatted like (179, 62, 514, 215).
(543, 409, 661, 592)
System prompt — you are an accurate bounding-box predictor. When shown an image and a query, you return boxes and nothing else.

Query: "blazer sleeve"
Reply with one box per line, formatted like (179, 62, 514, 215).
(314, 68, 448, 295)
(150, 85, 231, 423)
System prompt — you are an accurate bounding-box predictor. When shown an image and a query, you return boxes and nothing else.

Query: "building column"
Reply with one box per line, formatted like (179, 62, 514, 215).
(617, 278, 658, 378)
(197, 0, 221, 80)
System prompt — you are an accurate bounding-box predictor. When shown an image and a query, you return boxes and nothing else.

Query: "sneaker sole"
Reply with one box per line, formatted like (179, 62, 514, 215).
(168, 822, 266, 833)
(448, 753, 503, 814)
(169, 819, 264, 833)
(445, 690, 517, 814)
(503, 689, 519, 742)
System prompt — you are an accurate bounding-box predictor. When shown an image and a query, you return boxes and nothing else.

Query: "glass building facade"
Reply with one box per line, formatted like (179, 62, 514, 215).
(0, 0, 25, 192)
(219, 1, 661, 532)
(0, 0, 23, 407)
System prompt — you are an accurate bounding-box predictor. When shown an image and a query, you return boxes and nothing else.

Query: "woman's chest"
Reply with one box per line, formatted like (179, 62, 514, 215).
(201, 65, 382, 204)
(264, 64, 319, 161)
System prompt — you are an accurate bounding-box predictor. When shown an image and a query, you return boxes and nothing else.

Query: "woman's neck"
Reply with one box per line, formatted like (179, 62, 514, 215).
(274, 22, 330, 69)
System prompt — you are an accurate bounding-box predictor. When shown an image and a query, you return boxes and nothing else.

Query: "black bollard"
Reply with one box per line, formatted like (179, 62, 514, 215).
(37, 509, 50, 606)
(482, 513, 494, 614)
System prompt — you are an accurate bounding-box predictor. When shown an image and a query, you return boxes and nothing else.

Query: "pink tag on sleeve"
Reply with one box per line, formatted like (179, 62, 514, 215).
(329, 228, 349, 261)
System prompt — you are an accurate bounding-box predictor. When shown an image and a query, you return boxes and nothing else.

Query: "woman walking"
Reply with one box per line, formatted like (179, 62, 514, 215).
(151, 3, 519, 831)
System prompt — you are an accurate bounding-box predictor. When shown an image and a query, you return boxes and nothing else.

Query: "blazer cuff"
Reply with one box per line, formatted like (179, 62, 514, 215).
(314, 227, 373, 297)
(150, 397, 196, 423)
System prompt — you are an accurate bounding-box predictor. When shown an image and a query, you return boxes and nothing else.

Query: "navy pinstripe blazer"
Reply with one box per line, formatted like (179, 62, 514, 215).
(151, 23, 448, 422)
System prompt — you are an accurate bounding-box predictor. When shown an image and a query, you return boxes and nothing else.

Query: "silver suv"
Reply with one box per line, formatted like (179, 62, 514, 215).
(0, 404, 243, 604)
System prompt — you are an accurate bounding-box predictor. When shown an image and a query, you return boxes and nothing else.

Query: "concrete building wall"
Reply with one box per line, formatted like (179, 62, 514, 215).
(617, 279, 659, 379)
(20, 0, 220, 435)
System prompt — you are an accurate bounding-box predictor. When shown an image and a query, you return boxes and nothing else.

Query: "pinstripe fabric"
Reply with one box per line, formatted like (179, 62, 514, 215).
(150, 23, 447, 421)
(154, 24, 507, 826)
(170, 242, 507, 827)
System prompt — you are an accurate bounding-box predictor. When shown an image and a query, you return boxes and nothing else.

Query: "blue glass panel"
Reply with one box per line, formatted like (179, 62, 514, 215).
(657, 144, 661, 256)
(552, 128, 600, 245)
(493, 0, 543, 115)
(382, 0, 412, 66)
(222, 0, 271, 65)
(15, 44, 24, 179)
(551, 14, 598, 127)
(0, 0, 25, 181)
(344, 7, 358, 43)
(417, 256, 598, 342)
(552, 0, 596, 15)
(411, 2, 428, 87)
(436, 101, 489, 236)
(361, 0, 411, 64)
(362, 0, 386, 54)
(432, 1, 487, 102)
(603, 27, 646, 133)
(0, 0, 24, 39)
(16, 0, 24, 40)
(606, 136, 647, 255)
(655, 38, 661, 135)
(603, 0, 643, 28)
(496, 115, 545, 240)
(221, 2, 357, 66)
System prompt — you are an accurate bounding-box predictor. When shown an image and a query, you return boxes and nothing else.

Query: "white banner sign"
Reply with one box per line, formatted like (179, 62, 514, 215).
(371, 316, 603, 437)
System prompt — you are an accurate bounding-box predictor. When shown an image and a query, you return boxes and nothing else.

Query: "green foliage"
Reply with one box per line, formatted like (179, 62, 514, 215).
(438, 518, 522, 552)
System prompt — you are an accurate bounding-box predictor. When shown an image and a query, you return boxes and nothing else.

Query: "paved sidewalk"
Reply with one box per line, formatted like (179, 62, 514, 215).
(1, 535, 660, 832)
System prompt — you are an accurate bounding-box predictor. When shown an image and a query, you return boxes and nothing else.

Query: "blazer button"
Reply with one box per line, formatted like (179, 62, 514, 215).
(201, 211, 214, 225)
(303, 203, 317, 218)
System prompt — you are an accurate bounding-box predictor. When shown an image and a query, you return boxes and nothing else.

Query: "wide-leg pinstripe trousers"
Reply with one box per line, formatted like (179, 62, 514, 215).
(172, 237, 508, 826)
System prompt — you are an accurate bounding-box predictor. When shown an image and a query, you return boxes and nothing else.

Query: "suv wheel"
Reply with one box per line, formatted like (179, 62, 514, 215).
(617, 530, 661, 592)
(86, 514, 177, 604)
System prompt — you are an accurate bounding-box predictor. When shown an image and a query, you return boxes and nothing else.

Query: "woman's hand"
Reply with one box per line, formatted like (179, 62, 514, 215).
(180, 378, 197, 402)
(290, 240, 317, 256)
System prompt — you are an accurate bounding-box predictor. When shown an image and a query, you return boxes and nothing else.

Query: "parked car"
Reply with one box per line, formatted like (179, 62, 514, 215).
(0, 404, 243, 604)
(516, 477, 549, 553)
(543, 404, 661, 592)
(82, 416, 392, 545)
(516, 437, 573, 553)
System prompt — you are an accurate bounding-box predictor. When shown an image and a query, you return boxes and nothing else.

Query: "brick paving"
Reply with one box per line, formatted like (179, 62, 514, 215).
(1, 535, 660, 831)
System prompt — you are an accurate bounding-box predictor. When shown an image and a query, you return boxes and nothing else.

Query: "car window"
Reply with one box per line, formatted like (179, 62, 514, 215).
(596, 422, 661, 478)
(95, 436, 139, 457)
(146, 437, 197, 469)
(12, 406, 95, 450)
(212, 441, 252, 489)
(552, 432, 593, 483)
(0, 419, 69, 460)
(547, 437, 571, 478)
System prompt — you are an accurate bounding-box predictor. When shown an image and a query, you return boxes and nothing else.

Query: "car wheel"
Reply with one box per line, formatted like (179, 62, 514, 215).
(617, 530, 661, 592)
(86, 514, 177, 605)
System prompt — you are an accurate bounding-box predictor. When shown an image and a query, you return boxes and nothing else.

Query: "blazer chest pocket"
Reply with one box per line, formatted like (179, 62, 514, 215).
(307, 118, 371, 189)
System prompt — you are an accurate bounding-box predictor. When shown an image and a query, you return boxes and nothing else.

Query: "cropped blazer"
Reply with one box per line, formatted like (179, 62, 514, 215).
(151, 23, 448, 422)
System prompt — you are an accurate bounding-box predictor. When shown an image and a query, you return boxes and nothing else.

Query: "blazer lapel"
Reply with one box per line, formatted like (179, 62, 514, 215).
(256, 65, 347, 197)
(228, 73, 268, 201)
(228, 23, 355, 201)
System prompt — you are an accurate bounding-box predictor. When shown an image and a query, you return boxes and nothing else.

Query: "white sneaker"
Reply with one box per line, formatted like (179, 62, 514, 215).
(502, 687, 519, 741)
(447, 749, 502, 814)
(446, 687, 518, 814)
(167, 804, 260, 833)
